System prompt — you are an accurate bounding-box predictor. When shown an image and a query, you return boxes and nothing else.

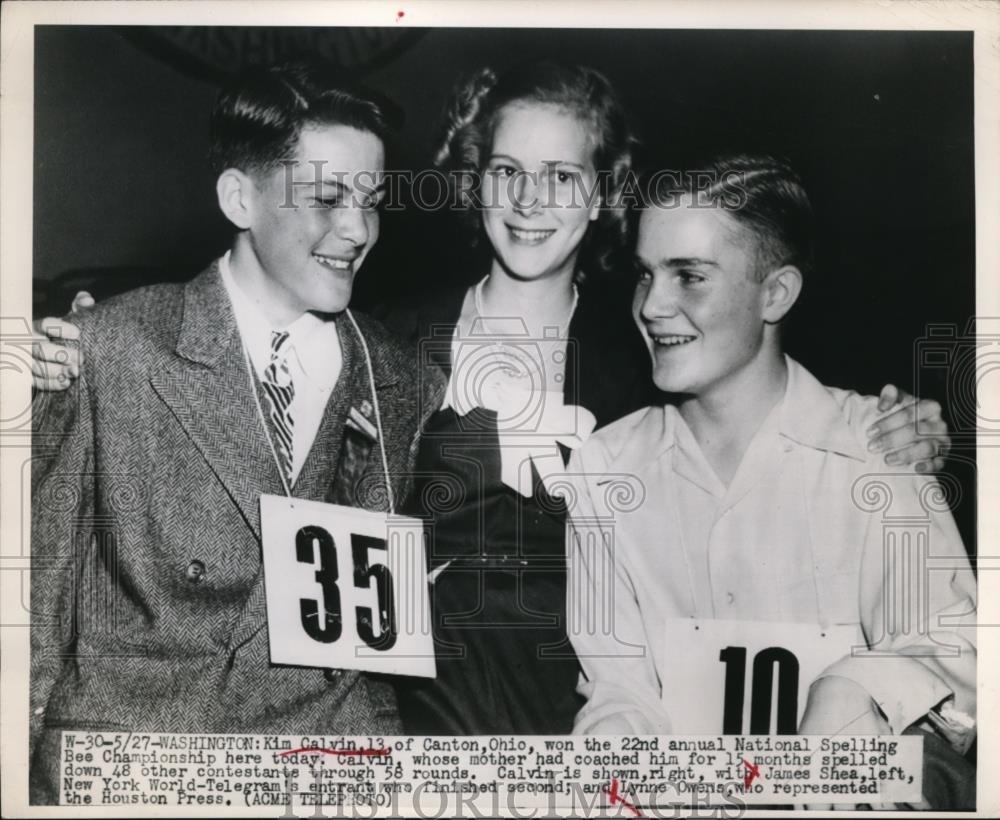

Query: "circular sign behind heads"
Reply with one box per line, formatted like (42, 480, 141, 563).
(120, 26, 426, 84)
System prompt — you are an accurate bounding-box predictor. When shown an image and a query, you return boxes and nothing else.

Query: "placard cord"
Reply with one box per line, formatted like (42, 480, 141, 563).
(239, 313, 396, 515)
(346, 309, 395, 516)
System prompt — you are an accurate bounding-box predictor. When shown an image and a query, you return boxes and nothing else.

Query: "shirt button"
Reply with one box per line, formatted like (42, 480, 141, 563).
(726, 592, 736, 605)
(324, 669, 341, 682)
(185, 560, 207, 583)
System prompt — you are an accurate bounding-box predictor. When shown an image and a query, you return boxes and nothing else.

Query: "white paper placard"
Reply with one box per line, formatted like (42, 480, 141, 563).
(663, 617, 861, 735)
(260, 494, 435, 678)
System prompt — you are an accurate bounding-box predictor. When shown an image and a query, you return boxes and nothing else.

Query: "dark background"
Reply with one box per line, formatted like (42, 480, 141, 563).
(32, 25, 977, 547)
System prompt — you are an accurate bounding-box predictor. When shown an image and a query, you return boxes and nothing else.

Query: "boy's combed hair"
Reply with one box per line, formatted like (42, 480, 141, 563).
(647, 153, 815, 281)
(208, 60, 393, 176)
(434, 61, 638, 280)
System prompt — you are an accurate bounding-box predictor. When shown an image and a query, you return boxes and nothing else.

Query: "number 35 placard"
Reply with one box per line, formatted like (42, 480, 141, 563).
(260, 495, 435, 678)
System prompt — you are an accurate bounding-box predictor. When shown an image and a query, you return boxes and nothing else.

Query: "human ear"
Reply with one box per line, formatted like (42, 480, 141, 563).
(761, 265, 803, 323)
(216, 168, 255, 231)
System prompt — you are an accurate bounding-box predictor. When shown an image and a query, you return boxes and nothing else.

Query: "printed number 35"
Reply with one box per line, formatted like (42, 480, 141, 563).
(295, 525, 397, 651)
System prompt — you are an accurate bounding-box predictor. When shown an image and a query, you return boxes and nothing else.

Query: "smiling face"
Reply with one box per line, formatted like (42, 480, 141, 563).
(633, 198, 774, 398)
(481, 102, 600, 283)
(241, 123, 384, 322)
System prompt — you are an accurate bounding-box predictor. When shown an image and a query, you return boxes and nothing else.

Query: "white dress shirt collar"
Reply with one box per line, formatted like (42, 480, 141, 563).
(218, 250, 340, 393)
(603, 355, 870, 478)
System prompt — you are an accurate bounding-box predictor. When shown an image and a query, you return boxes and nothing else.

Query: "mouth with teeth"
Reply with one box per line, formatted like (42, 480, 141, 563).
(312, 253, 355, 272)
(507, 225, 556, 245)
(650, 333, 697, 347)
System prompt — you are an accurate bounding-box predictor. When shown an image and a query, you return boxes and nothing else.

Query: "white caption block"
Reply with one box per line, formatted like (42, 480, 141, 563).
(58, 732, 924, 808)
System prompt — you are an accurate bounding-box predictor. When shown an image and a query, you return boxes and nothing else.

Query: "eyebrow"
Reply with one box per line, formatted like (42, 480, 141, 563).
(660, 257, 720, 268)
(292, 179, 349, 192)
(487, 154, 586, 171)
(291, 179, 387, 195)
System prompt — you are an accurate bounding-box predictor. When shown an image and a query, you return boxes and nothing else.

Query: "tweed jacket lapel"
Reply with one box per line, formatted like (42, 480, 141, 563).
(325, 316, 401, 510)
(228, 312, 405, 648)
(293, 318, 367, 503)
(149, 261, 285, 541)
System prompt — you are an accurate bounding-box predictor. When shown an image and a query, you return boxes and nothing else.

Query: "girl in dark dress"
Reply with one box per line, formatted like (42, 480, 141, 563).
(383, 62, 652, 734)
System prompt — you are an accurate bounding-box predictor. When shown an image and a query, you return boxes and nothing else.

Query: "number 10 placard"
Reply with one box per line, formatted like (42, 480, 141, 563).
(260, 494, 435, 678)
(663, 618, 861, 734)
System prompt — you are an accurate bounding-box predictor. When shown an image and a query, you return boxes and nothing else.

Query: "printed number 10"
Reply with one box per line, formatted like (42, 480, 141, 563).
(719, 646, 799, 734)
(295, 525, 397, 651)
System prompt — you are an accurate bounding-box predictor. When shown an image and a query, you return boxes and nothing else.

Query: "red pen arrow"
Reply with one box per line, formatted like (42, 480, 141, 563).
(604, 778, 643, 817)
(742, 758, 761, 789)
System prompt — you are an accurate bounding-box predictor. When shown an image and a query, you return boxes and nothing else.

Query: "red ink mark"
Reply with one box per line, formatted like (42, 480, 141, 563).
(742, 758, 761, 789)
(279, 747, 390, 759)
(603, 778, 643, 817)
(396, 10, 405, 21)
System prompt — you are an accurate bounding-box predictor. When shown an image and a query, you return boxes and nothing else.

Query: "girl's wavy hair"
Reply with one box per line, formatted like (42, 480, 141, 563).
(434, 62, 637, 281)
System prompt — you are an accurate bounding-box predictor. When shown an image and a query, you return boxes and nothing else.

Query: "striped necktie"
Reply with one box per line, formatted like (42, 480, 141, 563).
(262, 330, 295, 486)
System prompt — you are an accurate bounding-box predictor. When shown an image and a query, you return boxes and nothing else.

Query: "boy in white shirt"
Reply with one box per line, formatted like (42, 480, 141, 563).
(567, 153, 976, 809)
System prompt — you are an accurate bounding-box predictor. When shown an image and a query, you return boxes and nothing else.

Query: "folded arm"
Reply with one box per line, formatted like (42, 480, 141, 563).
(810, 471, 976, 747)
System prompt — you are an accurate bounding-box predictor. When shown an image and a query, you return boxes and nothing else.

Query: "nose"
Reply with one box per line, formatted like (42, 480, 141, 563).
(639, 274, 680, 323)
(511, 171, 541, 216)
(332, 202, 370, 248)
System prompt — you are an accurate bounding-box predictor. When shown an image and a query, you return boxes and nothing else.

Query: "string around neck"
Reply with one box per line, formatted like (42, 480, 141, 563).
(242, 315, 396, 516)
(473, 274, 579, 337)
(345, 309, 396, 516)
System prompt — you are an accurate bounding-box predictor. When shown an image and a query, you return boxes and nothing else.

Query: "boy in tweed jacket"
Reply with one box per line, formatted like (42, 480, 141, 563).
(29, 61, 443, 803)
